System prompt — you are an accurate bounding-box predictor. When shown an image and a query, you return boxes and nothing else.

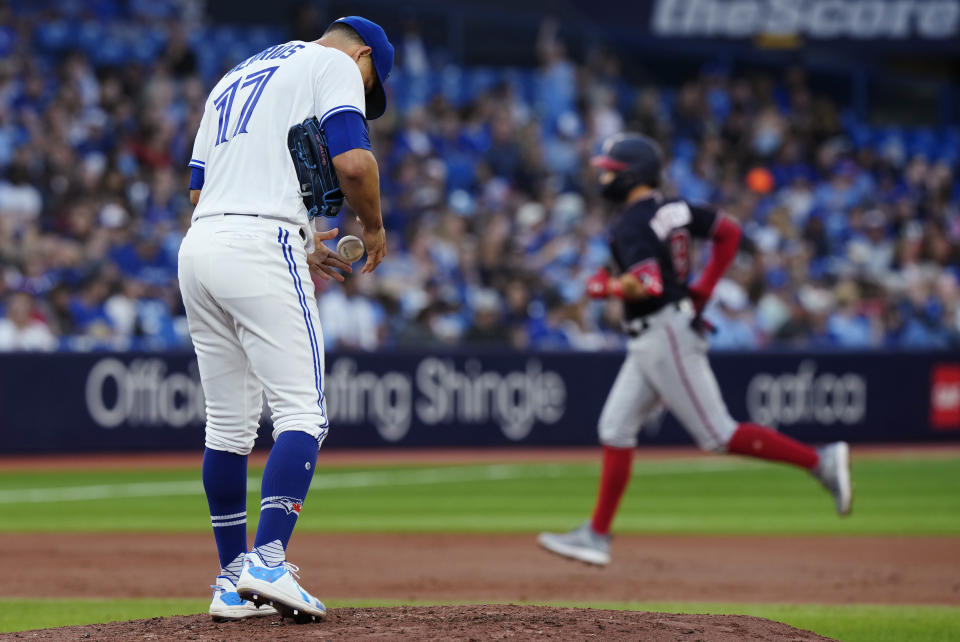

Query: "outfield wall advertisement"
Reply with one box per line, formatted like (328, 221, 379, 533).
(0, 350, 958, 453)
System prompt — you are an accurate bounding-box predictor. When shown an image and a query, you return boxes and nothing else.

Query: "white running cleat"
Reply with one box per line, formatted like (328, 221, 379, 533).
(235, 551, 326, 623)
(209, 575, 278, 622)
(538, 521, 611, 566)
(813, 441, 853, 516)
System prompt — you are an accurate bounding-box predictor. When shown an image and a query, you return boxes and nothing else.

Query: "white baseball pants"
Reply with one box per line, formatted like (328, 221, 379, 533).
(178, 215, 329, 455)
(598, 301, 737, 452)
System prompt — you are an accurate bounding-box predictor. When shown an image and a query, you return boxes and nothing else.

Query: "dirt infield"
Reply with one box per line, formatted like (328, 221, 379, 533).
(3, 606, 834, 641)
(4, 532, 958, 605)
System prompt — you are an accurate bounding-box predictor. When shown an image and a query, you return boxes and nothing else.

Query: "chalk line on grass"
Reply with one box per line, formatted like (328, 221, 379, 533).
(0, 459, 757, 505)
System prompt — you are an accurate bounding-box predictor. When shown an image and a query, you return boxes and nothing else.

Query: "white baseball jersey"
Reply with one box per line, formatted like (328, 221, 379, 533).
(189, 41, 366, 228)
(180, 41, 367, 454)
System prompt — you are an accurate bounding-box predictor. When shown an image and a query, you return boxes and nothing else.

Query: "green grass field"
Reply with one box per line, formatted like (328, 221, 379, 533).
(2, 452, 958, 640)
(2, 456, 958, 534)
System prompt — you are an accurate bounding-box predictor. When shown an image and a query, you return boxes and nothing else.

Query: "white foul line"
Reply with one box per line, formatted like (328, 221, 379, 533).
(0, 459, 756, 505)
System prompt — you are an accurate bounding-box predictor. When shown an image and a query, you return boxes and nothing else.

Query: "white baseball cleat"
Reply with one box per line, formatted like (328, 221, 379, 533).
(235, 551, 326, 623)
(209, 575, 278, 622)
(813, 441, 852, 516)
(538, 521, 611, 566)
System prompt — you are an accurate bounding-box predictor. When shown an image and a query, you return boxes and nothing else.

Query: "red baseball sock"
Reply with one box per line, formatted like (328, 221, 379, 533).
(590, 446, 633, 535)
(727, 423, 819, 470)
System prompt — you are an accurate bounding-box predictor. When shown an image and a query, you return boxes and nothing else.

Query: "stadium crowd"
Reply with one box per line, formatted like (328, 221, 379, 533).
(1, 2, 959, 352)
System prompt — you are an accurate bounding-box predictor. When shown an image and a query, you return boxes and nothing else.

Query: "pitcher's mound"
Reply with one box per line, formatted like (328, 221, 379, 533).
(7, 605, 835, 641)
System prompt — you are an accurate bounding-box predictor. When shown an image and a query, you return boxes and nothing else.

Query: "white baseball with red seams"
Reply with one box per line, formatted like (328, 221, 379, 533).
(337, 235, 365, 262)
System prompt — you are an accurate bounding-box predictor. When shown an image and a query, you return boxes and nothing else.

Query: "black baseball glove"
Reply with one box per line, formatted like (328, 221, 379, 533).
(287, 116, 343, 219)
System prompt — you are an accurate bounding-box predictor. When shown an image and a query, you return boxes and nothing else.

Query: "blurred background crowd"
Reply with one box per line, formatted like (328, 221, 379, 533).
(1, 0, 959, 352)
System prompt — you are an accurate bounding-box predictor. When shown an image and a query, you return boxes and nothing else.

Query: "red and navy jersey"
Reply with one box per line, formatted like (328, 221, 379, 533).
(608, 195, 718, 320)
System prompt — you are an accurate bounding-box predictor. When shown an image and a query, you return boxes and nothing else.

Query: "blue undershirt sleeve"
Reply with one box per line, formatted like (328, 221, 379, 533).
(323, 110, 371, 157)
(189, 166, 205, 190)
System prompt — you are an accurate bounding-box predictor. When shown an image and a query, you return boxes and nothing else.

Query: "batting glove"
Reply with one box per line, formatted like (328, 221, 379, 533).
(586, 268, 623, 299)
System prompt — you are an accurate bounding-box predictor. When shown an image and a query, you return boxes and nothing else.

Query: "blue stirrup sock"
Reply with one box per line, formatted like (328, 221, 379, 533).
(202, 448, 249, 582)
(253, 431, 319, 565)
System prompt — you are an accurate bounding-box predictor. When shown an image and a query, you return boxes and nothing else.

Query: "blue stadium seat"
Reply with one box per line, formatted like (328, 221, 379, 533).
(440, 65, 465, 105)
(76, 22, 106, 53)
(906, 128, 937, 159)
(672, 138, 698, 163)
(130, 27, 167, 65)
(504, 68, 537, 106)
(91, 36, 128, 66)
(0, 25, 12, 58)
(658, 89, 676, 116)
(34, 20, 75, 53)
(465, 67, 499, 99)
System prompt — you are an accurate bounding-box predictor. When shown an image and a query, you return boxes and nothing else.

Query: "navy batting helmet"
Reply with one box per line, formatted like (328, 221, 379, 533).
(592, 133, 662, 201)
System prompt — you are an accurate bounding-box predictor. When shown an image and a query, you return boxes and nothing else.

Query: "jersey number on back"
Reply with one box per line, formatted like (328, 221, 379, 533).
(213, 66, 279, 146)
(670, 230, 691, 282)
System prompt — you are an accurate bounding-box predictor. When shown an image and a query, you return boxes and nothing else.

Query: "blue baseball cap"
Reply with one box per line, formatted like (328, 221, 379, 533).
(333, 16, 394, 120)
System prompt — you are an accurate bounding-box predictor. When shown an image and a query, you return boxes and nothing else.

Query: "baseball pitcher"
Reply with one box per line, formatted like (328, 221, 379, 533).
(538, 133, 852, 566)
(178, 17, 393, 621)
